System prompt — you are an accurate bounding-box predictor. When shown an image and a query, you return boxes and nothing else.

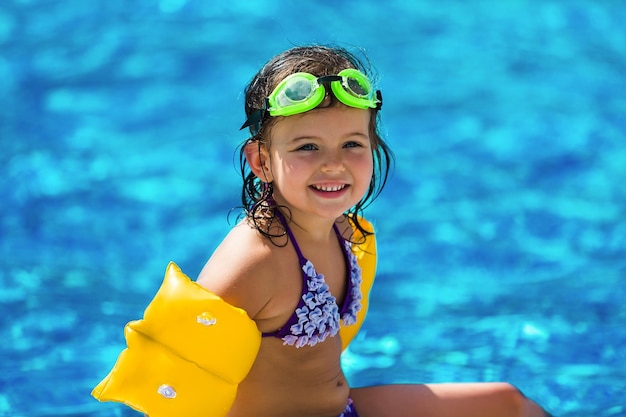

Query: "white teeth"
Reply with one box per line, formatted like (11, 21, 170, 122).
(313, 184, 346, 192)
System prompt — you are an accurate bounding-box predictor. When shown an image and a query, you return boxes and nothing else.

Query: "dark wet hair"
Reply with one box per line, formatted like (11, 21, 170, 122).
(238, 45, 393, 243)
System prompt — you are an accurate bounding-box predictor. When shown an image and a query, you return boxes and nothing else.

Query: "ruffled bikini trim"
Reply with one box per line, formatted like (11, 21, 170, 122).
(282, 241, 362, 348)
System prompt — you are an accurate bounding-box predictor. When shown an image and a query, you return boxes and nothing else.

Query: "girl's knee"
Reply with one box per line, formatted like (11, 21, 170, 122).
(498, 383, 527, 412)
(495, 384, 548, 417)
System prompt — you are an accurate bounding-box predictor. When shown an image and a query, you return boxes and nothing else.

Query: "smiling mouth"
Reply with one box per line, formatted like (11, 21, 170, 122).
(311, 184, 348, 192)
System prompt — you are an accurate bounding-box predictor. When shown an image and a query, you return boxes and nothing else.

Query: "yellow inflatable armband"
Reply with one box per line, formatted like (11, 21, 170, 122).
(92, 262, 261, 417)
(340, 216, 377, 350)
(92, 217, 377, 416)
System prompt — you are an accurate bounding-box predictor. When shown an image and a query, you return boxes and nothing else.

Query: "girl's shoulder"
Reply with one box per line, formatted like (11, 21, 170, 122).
(336, 214, 375, 242)
(335, 214, 353, 240)
(196, 221, 282, 319)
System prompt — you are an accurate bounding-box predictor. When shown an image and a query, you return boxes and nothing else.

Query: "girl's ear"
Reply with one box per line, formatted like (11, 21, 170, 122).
(244, 141, 273, 183)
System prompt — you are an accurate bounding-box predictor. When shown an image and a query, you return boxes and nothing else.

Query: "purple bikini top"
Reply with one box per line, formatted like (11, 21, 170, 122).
(261, 211, 363, 348)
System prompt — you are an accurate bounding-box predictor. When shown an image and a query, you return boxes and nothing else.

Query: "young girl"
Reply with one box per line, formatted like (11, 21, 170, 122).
(93, 45, 552, 417)
(196, 45, 551, 417)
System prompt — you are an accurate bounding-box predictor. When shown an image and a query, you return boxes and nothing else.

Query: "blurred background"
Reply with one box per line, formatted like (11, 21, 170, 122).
(1, 0, 625, 416)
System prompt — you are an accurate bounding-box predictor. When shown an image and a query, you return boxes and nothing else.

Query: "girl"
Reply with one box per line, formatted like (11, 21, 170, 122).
(92, 44, 552, 417)
(195, 45, 551, 417)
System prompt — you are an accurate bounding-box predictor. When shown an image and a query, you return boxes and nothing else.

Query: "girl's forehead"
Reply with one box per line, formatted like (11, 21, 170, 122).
(271, 105, 371, 138)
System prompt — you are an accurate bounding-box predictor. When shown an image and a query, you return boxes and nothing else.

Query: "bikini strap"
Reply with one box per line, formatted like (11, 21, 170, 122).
(274, 208, 345, 264)
(273, 208, 307, 266)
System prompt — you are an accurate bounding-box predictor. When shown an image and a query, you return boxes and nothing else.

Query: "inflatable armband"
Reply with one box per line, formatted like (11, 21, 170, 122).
(92, 262, 261, 417)
(340, 216, 377, 350)
(92, 217, 377, 416)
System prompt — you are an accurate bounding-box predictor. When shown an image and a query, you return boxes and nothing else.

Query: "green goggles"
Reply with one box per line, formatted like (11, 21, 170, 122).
(241, 68, 382, 134)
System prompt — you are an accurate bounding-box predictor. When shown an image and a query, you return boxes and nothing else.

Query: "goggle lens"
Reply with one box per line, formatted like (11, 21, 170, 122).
(346, 77, 369, 97)
(282, 79, 315, 103)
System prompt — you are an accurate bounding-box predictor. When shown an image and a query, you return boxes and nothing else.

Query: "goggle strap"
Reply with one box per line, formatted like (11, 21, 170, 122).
(375, 90, 383, 110)
(317, 75, 342, 84)
(240, 98, 269, 133)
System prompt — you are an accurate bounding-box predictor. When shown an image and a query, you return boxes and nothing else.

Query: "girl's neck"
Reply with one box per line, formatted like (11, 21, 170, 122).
(273, 204, 338, 244)
(289, 216, 337, 244)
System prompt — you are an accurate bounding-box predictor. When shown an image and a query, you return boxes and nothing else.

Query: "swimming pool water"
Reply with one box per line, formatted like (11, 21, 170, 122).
(2, 1, 625, 416)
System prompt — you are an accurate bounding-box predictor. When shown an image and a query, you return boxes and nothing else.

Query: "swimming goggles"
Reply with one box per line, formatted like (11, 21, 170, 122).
(241, 68, 382, 134)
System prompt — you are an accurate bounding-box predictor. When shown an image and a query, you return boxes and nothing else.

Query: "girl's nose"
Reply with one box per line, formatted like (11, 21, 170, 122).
(321, 151, 345, 172)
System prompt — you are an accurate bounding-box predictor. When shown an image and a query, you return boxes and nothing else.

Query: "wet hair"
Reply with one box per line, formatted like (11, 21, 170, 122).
(238, 45, 393, 243)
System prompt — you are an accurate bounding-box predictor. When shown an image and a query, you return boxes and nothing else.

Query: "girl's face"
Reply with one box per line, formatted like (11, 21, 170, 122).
(263, 105, 374, 224)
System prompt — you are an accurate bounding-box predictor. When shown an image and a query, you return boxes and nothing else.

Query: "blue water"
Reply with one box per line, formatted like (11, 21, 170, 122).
(1, 1, 625, 416)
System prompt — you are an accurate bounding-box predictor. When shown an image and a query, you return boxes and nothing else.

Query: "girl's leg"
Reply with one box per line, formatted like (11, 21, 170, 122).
(350, 383, 549, 417)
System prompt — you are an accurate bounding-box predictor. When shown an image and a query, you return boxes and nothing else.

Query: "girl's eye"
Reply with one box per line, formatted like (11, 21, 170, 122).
(343, 141, 363, 148)
(297, 143, 318, 151)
